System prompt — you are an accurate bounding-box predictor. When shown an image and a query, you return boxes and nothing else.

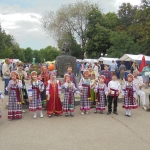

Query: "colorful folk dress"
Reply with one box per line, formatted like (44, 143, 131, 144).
(89, 71, 97, 102)
(16, 70, 28, 104)
(122, 82, 138, 109)
(0, 92, 4, 118)
(40, 68, 49, 108)
(62, 82, 80, 113)
(78, 78, 91, 111)
(94, 83, 108, 110)
(46, 80, 63, 115)
(28, 80, 44, 111)
(7, 80, 22, 119)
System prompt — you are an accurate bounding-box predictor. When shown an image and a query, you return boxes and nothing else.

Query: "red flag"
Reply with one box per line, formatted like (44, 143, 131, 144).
(139, 56, 146, 72)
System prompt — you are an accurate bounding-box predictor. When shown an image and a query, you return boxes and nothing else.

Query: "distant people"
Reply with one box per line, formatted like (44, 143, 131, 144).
(100, 61, 104, 71)
(131, 61, 139, 74)
(109, 60, 118, 74)
(93, 62, 99, 80)
(142, 64, 150, 89)
(76, 61, 81, 77)
(85, 62, 89, 69)
(0, 63, 2, 77)
(119, 61, 126, 85)
(80, 62, 85, 75)
(2, 58, 10, 95)
(133, 70, 147, 110)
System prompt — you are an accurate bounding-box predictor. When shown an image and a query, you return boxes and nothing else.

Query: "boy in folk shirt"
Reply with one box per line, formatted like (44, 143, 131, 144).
(107, 73, 121, 115)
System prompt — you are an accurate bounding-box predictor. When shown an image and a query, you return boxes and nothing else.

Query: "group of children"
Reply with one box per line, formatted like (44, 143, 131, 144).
(0, 64, 138, 120)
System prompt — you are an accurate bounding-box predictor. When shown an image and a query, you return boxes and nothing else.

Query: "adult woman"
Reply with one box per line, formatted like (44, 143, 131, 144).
(119, 61, 126, 84)
(131, 61, 139, 74)
(142, 64, 150, 88)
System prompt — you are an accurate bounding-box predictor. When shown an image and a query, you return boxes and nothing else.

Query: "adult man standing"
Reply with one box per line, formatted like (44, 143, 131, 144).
(2, 58, 10, 95)
(109, 60, 118, 74)
(133, 70, 147, 110)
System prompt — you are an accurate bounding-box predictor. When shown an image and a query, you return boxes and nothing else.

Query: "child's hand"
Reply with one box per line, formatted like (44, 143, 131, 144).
(47, 95, 50, 100)
(80, 92, 83, 96)
(109, 90, 111, 94)
(40, 90, 43, 92)
(29, 97, 33, 101)
(1, 98, 4, 102)
(122, 95, 124, 98)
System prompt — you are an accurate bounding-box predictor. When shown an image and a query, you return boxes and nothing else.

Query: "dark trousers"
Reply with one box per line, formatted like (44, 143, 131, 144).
(4, 78, 10, 95)
(108, 96, 118, 113)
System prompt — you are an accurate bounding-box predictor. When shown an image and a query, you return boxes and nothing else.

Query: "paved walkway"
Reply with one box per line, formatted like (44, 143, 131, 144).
(0, 79, 150, 150)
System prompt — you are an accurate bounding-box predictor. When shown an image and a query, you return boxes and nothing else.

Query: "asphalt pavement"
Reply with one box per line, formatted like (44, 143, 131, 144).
(0, 78, 150, 150)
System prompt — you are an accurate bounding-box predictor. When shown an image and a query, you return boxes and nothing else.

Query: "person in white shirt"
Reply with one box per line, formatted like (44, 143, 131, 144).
(107, 73, 121, 115)
(133, 70, 147, 110)
(93, 62, 99, 80)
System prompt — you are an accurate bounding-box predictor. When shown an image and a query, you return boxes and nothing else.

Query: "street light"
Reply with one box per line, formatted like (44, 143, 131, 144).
(101, 53, 103, 56)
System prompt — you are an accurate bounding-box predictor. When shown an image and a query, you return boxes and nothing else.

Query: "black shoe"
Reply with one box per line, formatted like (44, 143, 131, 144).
(127, 115, 131, 117)
(55, 114, 59, 117)
(125, 114, 128, 116)
(48, 115, 52, 118)
(107, 112, 111, 115)
(113, 112, 118, 115)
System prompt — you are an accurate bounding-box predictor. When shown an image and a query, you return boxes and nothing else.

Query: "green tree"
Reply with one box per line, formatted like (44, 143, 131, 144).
(23, 47, 33, 62)
(107, 31, 141, 57)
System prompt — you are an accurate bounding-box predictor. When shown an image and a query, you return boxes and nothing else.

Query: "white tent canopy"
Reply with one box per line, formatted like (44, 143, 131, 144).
(98, 57, 119, 65)
(119, 54, 150, 61)
(82, 59, 98, 64)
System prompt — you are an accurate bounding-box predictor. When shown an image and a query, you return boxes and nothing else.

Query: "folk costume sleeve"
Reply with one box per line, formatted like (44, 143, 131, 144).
(46, 80, 50, 95)
(78, 79, 83, 90)
(28, 84, 33, 97)
(72, 83, 80, 94)
(17, 80, 23, 88)
(39, 80, 44, 92)
(94, 84, 98, 93)
(104, 84, 108, 95)
(57, 80, 61, 95)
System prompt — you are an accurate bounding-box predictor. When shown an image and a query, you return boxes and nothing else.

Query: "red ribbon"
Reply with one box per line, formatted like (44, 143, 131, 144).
(110, 88, 118, 100)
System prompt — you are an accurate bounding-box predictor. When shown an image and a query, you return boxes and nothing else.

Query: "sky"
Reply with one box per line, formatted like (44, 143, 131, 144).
(0, 0, 141, 50)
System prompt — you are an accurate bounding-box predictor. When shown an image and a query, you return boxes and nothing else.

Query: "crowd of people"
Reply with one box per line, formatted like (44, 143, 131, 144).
(0, 58, 149, 120)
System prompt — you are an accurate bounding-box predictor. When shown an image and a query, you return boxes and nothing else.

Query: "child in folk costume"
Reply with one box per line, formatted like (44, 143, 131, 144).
(122, 74, 138, 117)
(0, 91, 4, 118)
(40, 65, 49, 109)
(88, 65, 97, 107)
(7, 72, 23, 120)
(78, 70, 91, 115)
(93, 75, 108, 114)
(107, 73, 121, 115)
(16, 61, 29, 113)
(28, 71, 44, 119)
(66, 66, 77, 87)
(62, 74, 82, 117)
(46, 72, 63, 118)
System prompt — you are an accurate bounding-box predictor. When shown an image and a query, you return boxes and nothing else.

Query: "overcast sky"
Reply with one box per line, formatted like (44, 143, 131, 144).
(0, 0, 141, 50)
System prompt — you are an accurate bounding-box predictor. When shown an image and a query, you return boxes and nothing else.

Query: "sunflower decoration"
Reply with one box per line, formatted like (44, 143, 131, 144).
(28, 65, 41, 75)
